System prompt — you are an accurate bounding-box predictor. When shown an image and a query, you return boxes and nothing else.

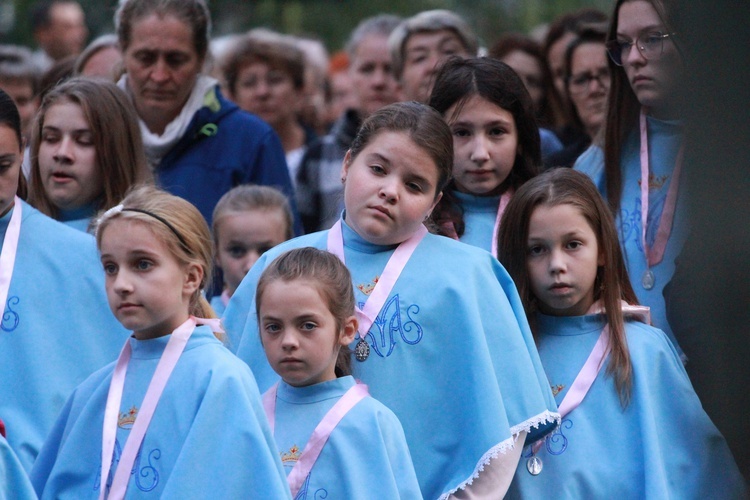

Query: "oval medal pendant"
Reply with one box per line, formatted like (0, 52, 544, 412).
(642, 269, 655, 290)
(354, 338, 370, 362)
(526, 456, 543, 476)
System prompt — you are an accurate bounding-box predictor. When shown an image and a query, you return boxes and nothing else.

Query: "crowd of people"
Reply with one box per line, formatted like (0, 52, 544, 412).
(0, 0, 747, 498)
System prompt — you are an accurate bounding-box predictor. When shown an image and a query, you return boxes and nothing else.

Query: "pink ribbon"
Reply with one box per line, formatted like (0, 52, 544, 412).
(327, 220, 426, 339)
(639, 110, 684, 269)
(99, 316, 216, 499)
(0, 197, 21, 320)
(532, 301, 650, 454)
(263, 382, 369, 497)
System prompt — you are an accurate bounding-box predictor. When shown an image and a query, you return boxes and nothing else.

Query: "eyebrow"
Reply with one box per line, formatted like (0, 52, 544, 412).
(0, 154, 17, 161)
(365, 152, 392, 165)
(617, 24, 667, 38)
(452, 118, 514, 128)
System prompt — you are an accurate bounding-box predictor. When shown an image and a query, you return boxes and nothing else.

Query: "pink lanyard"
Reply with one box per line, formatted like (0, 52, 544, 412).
(262, 382, 369, 497)
(441, 190, 512, 259)
(531, 302, 651, 455)
(0, 197, 22, 318)
(99, 316, 221, 499)
(639, 110, 684, 269)
(327, 221, 426, 359)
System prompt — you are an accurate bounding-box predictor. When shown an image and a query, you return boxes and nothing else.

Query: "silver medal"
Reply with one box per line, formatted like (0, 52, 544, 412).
(354, 338, 370, 362)
(642, 269, 655, 290)
(526, 456, 543, 476)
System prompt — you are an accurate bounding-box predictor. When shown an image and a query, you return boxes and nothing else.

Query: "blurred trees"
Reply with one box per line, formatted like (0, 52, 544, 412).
(1, 0, 611, 52)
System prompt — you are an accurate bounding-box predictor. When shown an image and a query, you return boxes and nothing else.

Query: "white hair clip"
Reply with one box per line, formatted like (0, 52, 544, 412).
(95, 204, 124, 238)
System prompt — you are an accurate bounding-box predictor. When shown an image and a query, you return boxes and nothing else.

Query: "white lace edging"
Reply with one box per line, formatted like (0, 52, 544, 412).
(437, 410, 561, 499)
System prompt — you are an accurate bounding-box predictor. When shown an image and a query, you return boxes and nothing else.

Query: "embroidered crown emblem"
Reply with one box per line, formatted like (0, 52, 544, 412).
(551, 384, 565, 397)
(280, 444, 301, 465)
(357, 276, 380, 296)
(638, 173, 668, 191)
(118, 406, 138, 429)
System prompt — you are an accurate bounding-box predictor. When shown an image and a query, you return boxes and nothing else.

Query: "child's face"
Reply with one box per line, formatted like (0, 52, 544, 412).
(0, 124, 22, 217)
(447, 95, 519, 196)
(526, 203, 603, 316)
(341, 131, 442, 245)
(259, 279, 356, 387)
(100, 219, 201, 340)
(215, 209, 288, 296)
(38, 101, 102, 212)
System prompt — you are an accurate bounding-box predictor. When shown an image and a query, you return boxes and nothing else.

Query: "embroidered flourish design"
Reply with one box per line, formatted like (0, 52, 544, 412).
(545, 418, 573, 455)
(1, 296, 20, 332)
(360, 294, 424, 358)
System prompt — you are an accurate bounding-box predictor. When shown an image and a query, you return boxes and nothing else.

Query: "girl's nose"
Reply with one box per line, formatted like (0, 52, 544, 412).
(53, 137, 74, 163)
(470, 136, 490, 163)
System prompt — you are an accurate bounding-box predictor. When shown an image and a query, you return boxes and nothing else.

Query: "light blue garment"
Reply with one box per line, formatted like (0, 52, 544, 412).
(507, 313, 746, 499)
(0, 434, 36, 500)
(30, 325, 291, 499)
(454, 191, 501, 253)
(0, 201, 128, 471)
(271, 376, 422, 499)
(209, 294, 226, 318)
(57, 204, 98, 233)
(540, 127, 563, 161)
(224, 217, 559, 499)
(574, 116, 688, 354)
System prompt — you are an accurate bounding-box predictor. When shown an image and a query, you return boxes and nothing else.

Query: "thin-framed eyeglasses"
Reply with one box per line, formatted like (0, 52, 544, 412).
(605, 31, 676, 66)
(567, 69, 611, 95)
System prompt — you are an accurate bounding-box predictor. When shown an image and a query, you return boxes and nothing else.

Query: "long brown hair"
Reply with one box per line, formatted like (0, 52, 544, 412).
(497, 168, 639, 405)
(602, 0, 679, 214)
(28, 78, 150, 219)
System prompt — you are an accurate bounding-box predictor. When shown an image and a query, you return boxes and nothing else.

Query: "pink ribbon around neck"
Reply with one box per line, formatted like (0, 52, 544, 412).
(0, 197, 21, 320)
(442, 190, 512, 259)
(639, 110, 684, 269)
(99, 316, 221, 500)
(262, 382, 369, 497)
(532, 301, 650, 454)
(326, 220, 426, 339)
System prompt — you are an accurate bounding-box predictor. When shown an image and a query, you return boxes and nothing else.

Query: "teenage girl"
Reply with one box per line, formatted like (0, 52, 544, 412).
(574, 0, 686, 354)
(211, 184, 293, 320)
(0, 88, 127, 472)
(223, 101, 559, 499)
(497, 168, 745, 498)
(256, 247, 421, 498)
(428, 56, 540, 255)
(28, 77, 150, 232)
(30, 186, 290, 498)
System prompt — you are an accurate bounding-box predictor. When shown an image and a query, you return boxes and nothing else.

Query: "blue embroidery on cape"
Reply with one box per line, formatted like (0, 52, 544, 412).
(294, 472, 328, 499)
(545, 418, 573, 455)
(358, 294, 423, 358)
(619, 195, 666, 251)
(1, 296, 20, 332)
(93, 438, 161, 493)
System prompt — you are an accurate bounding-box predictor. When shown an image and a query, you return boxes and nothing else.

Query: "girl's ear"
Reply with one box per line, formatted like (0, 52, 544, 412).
(183, 262, 204, 297)
(339, 314, 358, 346)
(340, 149, 352, 183)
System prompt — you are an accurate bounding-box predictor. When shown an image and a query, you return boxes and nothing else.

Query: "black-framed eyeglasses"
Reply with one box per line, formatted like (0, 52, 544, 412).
(567, 69, 611, 95)
(605, 31, 676, 66)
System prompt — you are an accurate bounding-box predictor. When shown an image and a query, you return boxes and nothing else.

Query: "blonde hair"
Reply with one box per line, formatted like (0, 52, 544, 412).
(96, 185, 220, 333)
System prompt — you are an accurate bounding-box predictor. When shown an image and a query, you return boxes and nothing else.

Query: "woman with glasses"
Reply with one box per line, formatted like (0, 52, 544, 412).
(546, 25, 610, 168)
(574, 0, 686, 356)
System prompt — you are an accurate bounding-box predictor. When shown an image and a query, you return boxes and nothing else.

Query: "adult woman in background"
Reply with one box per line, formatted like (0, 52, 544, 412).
(575, 0, 685, 356)
(115, 0, 297, 229)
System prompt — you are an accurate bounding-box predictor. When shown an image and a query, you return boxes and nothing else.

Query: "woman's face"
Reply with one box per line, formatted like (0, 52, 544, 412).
(231, 62, 301, 130)
(123, 13, 203, 134)
(616, 0, 682, 117)
(500, 50, 545, 112)
(0, 124, 22, 217)
(568, 42, 610, 137)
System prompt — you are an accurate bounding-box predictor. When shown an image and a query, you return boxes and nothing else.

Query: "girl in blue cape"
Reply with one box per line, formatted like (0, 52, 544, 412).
(31, 186, 290, 499)
(428, 56, 540, 255)
(28, 78, 151, 233)
(223, 101, 559, 498)
(497, 168, 746, 498)
(574, 0, 687, 355)
(0, 88, 129, 472)
(257, 247, 421, 499)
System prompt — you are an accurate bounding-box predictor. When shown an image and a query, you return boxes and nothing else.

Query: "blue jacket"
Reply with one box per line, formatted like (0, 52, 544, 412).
(156, 86, 301, 232)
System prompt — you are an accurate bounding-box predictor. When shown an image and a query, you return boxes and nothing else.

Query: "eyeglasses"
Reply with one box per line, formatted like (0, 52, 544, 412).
(567, 69, 610, 95)
(605, 31, 676, 66)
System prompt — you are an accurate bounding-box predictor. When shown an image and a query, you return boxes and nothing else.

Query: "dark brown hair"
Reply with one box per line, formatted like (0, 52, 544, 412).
(256, 247, 356, 377)
(497, 168, 639, 405)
